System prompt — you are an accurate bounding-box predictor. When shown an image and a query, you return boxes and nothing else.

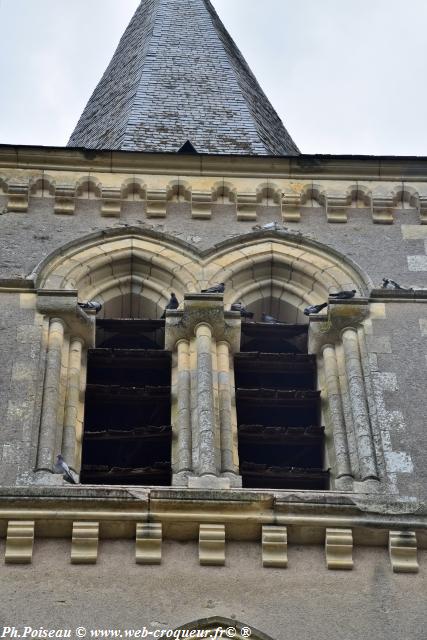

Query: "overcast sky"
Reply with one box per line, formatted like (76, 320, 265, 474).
(0, 0, 426, 156)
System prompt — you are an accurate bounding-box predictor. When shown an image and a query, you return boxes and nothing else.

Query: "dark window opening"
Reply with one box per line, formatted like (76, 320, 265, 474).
(236, 322, 328, 490)
(81, 319, 172, 485)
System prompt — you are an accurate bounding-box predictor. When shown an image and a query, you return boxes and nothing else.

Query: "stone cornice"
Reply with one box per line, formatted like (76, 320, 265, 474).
(2, 144, 427, 180)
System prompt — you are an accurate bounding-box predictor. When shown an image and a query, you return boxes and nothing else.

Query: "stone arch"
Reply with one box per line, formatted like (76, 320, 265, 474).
(346, 184, 372, 208)
(30, 175, 56, 197)
(256, 181, 281, 206)
(177, 617, 275, 640)
(75, 176, 102, 199)
(391, 184, 419, 210)
(203, 232, 369, 323)
(121, 177, 146, 201)
(167, 179, 192, 203)
(300, 183, 326, 208)
(34, 228, 201, 319)
(212, 180, 237, 204)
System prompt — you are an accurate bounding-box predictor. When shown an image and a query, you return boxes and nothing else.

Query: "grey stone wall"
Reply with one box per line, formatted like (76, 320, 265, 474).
(0, 540, 425, 639)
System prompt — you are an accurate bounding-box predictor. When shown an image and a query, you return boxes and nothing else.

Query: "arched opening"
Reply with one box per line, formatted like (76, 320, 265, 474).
(35, 229, 199, 485)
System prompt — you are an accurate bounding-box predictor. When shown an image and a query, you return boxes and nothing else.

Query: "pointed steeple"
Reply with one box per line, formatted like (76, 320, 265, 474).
(68, 0, 299, 156)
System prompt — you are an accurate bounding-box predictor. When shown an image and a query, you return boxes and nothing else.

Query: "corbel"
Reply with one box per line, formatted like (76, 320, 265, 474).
(326, 195, 348, 223)
(54, 184, 76, 215)
(418, 196, 427, 224)
(372, 196, 394, 224)
(282, 191, 301, 222)
(325, 528, 354, 569)
(237, 192, 257, 221)
(262, 525, 288, 568)
(388, 531, 419, 573)
(71, 521, 99, 564)
(191, 191, 212, 219)
(199, 524, 225, 566)
(146, 189, 167, 218)
(7, 181, 29, 213)
(101, 187, 122, 217)
(5, 520, 35, 564)
(135, 523, 162, 564)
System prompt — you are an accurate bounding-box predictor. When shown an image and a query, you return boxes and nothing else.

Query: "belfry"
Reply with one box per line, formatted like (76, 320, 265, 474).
(0, 0, 426, 635)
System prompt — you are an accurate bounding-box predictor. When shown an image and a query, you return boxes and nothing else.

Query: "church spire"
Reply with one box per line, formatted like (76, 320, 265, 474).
(68, 0, 299, 156)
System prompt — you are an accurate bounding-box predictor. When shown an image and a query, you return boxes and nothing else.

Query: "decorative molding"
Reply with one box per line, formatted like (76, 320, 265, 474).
(325, 528, 354, 570)
(136, 523, 162, 564)
(192, 191, 212, 219)
(372, 196, 394, 224)
(326, 195, 348, 223)
(101, 187, 122, 217)
(282, 192, 300, 222)
(7, 181, 29, 213)
(199, 524, 225, 566)
(389, 530, 419, 573)
(262, 525, 288, 568)
(5, 520, 35, 564)
(146, 189, 167, 218)
(237, 193, 257, 221)
(71, 521, 99, 564)
(54, 185, 75, 215)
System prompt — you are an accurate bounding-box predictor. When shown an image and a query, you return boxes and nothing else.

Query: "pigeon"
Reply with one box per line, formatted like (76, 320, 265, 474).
(78, 301, 102, 314)
(329, 289, 356, 299)
(231, 302, 254, 319)
(252, 221, 281, 231)
(261, 312, 279, 323)
(304, 302, 328, 316)
(381, 278, 413, 291)
(161, 292, 179, 318)
(54, 454, 76, 484)
(201, 283, 225, 294)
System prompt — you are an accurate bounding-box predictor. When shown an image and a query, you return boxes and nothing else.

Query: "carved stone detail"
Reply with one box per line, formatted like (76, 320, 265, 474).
(389, 531, 419, 573)
(136, 523, 162, 564)
(71, 521, 99, 564)
(5, 520, 35, 564)
(199, 524, 225, 566)
(325, 528, 354, 570)
(262, 525, 288, 568)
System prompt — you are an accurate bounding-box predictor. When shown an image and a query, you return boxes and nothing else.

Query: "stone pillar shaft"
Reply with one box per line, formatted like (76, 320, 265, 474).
(217, 341, 238, 474)
(322, 344, 352, 481)
(62, 337, 83, 469)
(342, 328, 378, 481)
(195, 323, 217, 476)
(176, 339, 192, 473)
(37, 318, 66, 469)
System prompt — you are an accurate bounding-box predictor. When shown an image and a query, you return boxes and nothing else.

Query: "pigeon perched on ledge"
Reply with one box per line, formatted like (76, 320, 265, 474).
(304, 302, 328, 316)
(329, 290, 356, 299)
(261, 312, 279, 323)
(201, 283, 225, 294)
(231, 302, 254, 319)
(78, 301, 102, 314)
(381, 278, 414, 291)
(161, 292, 179, 318)
(54, 454, 76, 484)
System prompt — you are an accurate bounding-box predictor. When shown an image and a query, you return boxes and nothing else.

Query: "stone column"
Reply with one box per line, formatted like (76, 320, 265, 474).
(62, 337, 84, 470)
(217, 341, 239, 475)
(342, 328, 378, 481)
(195, 323, 217, 476)
(37, 318, 66, 469)
(175, 339, 192, 475)
(322, 344, 353, 487)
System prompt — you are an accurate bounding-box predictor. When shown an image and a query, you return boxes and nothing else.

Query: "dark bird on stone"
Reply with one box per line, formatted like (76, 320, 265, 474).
(304, 302, 328, 316)
(201, 283, 225, 294)
(161, 292, 179, 318)
(329, 289, 356, 299)
(231, 302, 254, 319)
(78, 301, 102, 314)
(381, 278, 413, 291)
(54, 454, 76, 484)
(261, 312, 279, 323)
